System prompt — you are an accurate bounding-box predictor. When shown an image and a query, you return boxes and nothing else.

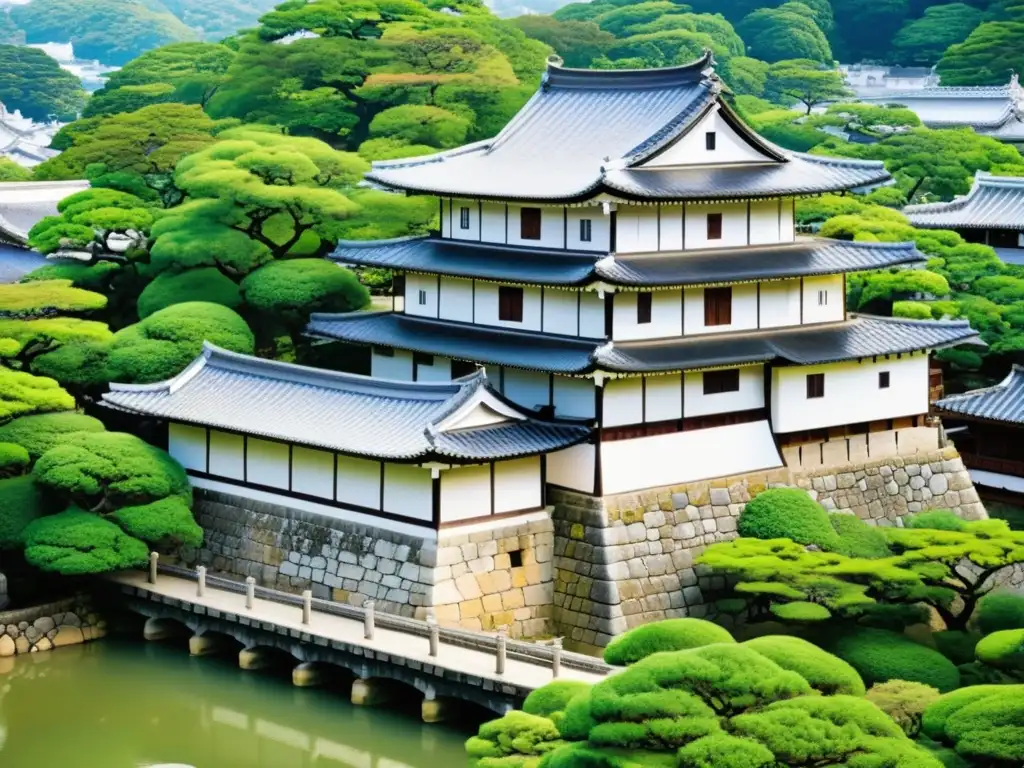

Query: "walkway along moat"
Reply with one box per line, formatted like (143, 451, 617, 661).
(111, 563, 609, 722)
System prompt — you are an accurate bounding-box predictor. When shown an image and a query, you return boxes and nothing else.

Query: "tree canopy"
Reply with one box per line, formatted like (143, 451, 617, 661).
(0, 44, 86, 122)
(736, 3, 833, 64)
(937, 13, 1024, 86)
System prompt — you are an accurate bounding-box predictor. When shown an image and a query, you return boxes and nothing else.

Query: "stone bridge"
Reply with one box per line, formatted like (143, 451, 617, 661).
(110, 567, 608, 721)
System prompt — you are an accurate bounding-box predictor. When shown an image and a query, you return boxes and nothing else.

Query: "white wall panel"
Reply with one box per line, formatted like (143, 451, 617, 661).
(614, 289, 682, 341)
(208, 430, 244, 481)
(643, 107, 769, 167)
(759, 279, 801, 328)
(659, 204, 684, 251)
(567, 206, 610, 251)
(684, 365, 764, 417)
(547, 443, 594, 492)
(506, 205, 564, 248)
(802, 275, 844, 325)
(336, 455, 381, 510)
(383, 463, 433, 520)
(749, 200, 782, 245)
(502, 368, 550, 411)
(780, 199, 795, 242)
(440, 463, 491, 523)
(291, 446, 334, 500)
(772, 355, 929, 434)
(449, 198, 480, 241)
(481, 202, 506, 243)
(684, 283, 758, 335)
(578, 291, 606, 338)
(645, 375, 683, 422)
(246, 438, 289, 490)
(616, 206, 660, 253)
(415, 355, 452, 382)
(372, 348, 413, 381)
(438, 277, 474, 323)
(601, 420, 783, 494)
(494, 456, 541, 513)
(404, 273, 438, 319)
(553, 375, 596, 419)
(684, 202, 747, 249)
(603, 377, 643, 427)
(543, 289, 579, 336)
(474, 282, 543, 331)
(169, 423, 207, 472)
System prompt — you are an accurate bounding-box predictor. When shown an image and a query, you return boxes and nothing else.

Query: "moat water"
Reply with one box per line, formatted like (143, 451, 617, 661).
(0, 638, 473, 767)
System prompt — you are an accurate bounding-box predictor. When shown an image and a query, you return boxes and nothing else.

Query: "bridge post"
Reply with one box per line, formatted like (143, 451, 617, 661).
(189, 633, 226, 657)
(196, 566, 206, 597)
(239, 646, 272, 671)
(364, 599, 375, 640)
(292, 662, 325, 687)
(148, 552, 159, 584)
(427, 613, 438, 657)
(245, 577, 255, 610)
(351, 678, 393, 707)
(552, 637, 562, 679)
(302, 590, 312, 625)
(495, 626, 507, 676)
(420, 688, 447, 724)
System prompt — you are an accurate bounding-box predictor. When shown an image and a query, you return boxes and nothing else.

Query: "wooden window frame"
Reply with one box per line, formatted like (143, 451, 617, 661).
(702, 368, 740, 395)
(520, 207, 542, 240)
(417, 289, 427, 306)
(806, 372, 825, 399)
(498, 285, 524, 322)
(705, 131, 716, 151)
(579, 218, 592, 242)
(459, 206, 470, 230)
(704, 286, 732, 327)
(878, 371, 891, 389)
(707, 212, 723, 240)
(636, 291, 653, 324)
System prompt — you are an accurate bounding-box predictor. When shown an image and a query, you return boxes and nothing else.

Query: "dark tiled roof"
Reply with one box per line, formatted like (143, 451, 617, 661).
(859, 81, 1024, 135)
(330, 237, 924, 288)
(307, 313, 981, 375)
(103, 344, 591, 461)
(936, 365, 1024, 425)
(905, 172, 1024, 229)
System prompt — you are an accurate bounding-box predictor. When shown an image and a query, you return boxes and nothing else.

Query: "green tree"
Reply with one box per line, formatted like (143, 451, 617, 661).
(720, 57, 769, 97)
(0, 44, 86, 122)
(937, 15, 1024, 86)
(0, 367, 76, 425)
(829, 0, 911, 62)
(0, 159, 32, 182)
(510, 16, 614, 68)
(892, 4, 984, 66)
(764, 60, 851, 114)
(28, 188, 156, 262)
(368, 105, 469, 149)
(736, 4, 833, 64)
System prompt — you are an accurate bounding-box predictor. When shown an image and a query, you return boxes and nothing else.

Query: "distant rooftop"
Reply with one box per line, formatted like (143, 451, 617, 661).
(904, 172, 1024, 230)
(936, 365, 1024, 425)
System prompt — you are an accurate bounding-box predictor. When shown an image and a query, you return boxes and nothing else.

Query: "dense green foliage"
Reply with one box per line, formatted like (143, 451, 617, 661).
(523, 681, 593, 721)
(603, 618, 735, 666)
(0, 44, 86, 122)
(827, 629, 962, 692)
(865, 680, 941, 738)
(735, 487, 839, 548)
(0, 413, 105, 461)
(0, 475, 50, 549)
(892, 4, 984, 66)
(977, 592, 1024, 635)
(974, 629, 1024, 672)
(937, 11, 1024, 86)
(922, 685, 1024, 764)
(742, 635, 865, 695)
(21, 507, 151, 574)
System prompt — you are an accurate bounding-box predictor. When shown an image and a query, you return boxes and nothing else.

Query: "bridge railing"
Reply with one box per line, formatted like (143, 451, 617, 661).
(151, 562, 612, 677)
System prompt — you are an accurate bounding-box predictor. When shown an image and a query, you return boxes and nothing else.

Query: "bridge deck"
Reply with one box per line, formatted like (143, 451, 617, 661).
(111, 570, 609, 692)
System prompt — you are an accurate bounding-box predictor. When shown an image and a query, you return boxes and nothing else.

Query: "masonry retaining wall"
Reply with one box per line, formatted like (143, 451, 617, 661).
(0, 595, 104, 658)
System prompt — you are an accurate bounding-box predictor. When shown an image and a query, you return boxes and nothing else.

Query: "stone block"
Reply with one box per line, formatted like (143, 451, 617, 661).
(709, 488, 731, 506)
(455, 574, 482, 600)
(822, 441, 849, 468)
(501, 589, 525, 610)
(523, 584, 549, 606)
(928, 474, 949, 495)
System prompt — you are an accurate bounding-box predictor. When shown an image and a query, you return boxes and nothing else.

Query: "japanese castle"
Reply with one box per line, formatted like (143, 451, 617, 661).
(905, 171, 1024, 251)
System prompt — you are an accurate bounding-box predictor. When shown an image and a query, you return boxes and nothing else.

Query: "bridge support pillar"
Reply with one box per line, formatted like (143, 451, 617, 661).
(351, 677, 393, 707)
(189, 633, 226, 657)
(421, 696, 448, 724)
(239, 647, 273, 671)
(143, 617, 185, 642)
(292, 662, 325, 688)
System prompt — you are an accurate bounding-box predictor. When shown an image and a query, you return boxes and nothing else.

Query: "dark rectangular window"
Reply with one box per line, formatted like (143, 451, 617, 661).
(806, 373, 825, 399)
(498, 286, 524, 322)
(452, 359, 478, 378)
(509, 549, 523, 567)
(703, 368, 740, 395)
(459, 206, 470, 229)
(879, 371, 891, 389)
(418, 289, 427, 306)
(705, 131, 716, 151)
(520, 207, 542, 240)
(818, 289, 828, 306)
(579, 219, 592, 242)
(704, 286, 732, 327)
(374, 346, 394, 358)
(413, 352, 434, 367)
(636, 292, 652, 324)
(707, 212, 723, 240)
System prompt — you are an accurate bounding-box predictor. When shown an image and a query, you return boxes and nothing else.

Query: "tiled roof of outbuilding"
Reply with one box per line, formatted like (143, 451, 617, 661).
(904, 172, 1024, 230)
(102, 344, 591, 461)
(936, 365, 1024, 425)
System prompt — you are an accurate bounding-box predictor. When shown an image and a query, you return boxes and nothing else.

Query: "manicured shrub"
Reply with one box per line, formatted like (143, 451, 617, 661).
(866, 680, 941, 737)
(923, 685, 1024, 764)
(975, 629, 1024, 671)
(853, 603, 932, 631)
(827, 628, 961, 692)
(240, 259, 369, 324)
(22, 507, 150, 574)
(933, 631, 980, 666)
(977, 591, 1024, 635)
(905, 510, 967, 532)
(465, 710, 566, 767)
(0, 475, 51, 548)
(0, 442, 29, 477)
(676, 733, 774, 767)
(602, 618, 734, 666)
(769, 601, 831, 622)
(136, 267, 242, 318)
(743, 635, 865, 695)
(0, 412, 105, 461)
(828, 513, 890, 558)
(523, 681, 591, 721)
(737, 488, 840, 548)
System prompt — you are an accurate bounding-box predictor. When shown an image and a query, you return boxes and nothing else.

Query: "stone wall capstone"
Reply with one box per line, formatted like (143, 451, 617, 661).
(0, 595, 104, 658)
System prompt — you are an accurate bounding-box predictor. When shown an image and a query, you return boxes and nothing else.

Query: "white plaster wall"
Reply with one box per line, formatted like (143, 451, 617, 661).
(383, 464, 432, 521)
(553, 375, 596, 419)
(749, 200, 782, 245)
(291, 446, 334, 500)
(438, 277, 474, 323)
(543, 289, 579, 336)
(169, 423, 207, 472)
(684, 283, 758, 335)
(645, 375, 683, 422)
(802, 275, 845, 325)
(547, 443, 595, 492)
(566, 206, 610, 251)
(772, 355, 929, 434)
(481, 202, 506, 243)
(616, 206, 660, 253)
(684, 202, 747, 249)
(780, 199, 795, 242)
(208, 430, 244, 481)
(415, 355, 453, 382)
(506, 205, 564, 248)
(503, 368, 550, 411)
(643, 107, 769, 167)
(579, 291, 605, 338)
(371, 348, 413, 381)
(246, 438, 289, 490)
(614, 289, 682, 341)
(440, 463, 491, 523)
(494, 456, 541, 513)
(404, 273, 438, 319)
(684, 365, 764, 417)
(601, 420, 783, 494)
(759, 279, 801, 328)
(449, 198, 480, 241)
(336, 455, 382, 510)
(659, 204, 684, 251)
(603, 377, 643, 427)
(474, 282, 543, 331)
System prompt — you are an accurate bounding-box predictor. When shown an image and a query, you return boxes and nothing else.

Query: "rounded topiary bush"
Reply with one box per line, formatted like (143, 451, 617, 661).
(0, 412, 105, 460)
(737, 488, 840, 548)
(922, 685, 1024, 764)
(465, 710, 565, 767)
(828, 628, 961, 692)
(744, 635, 865, 695)
(523, 680, 591, 720)
(977, 591, 1024, 635)
(975, 629, 1024, 672)
(0, 442, 29, 478)
(769, 601, 831, 622)
(137, 267, 242, 318)
(866, 680, 941, 737)
(828, 513, 890, 558)
(905, 510, 966, 531)
(933, 631, 980, 666)
(602, 618, 734, 666)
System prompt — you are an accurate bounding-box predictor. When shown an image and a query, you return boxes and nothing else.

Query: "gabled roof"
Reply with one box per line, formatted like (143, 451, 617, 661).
(936, 365, 1024, 425)
(102, 344, 591, 462)
(904, 172, 1024, 230)
(330, 236, 925, 288)
(306, 313, 982, 375)
(364, 53, 880, 203)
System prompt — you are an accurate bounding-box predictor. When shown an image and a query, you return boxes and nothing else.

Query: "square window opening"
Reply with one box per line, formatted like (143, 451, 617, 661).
(703, 368, 740, 395)
(806, 373, 825, 399)
(520, 207, 542, 240)
(879, 371, 891, 389)
(705, 131, 716, 151)
(508, 549, 523, 568)
(498, 286, 524, 322)
(637, 291, 653, 324)
(704, 286, 732, 327)
(579, 218, 592, 243)
(707, 212, 723, 240)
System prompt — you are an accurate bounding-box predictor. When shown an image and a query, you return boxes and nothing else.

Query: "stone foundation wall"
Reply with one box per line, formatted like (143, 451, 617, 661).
(184, 488, 553, 638)
(0, 596, 104, 657)
(551, 446, 985, 653)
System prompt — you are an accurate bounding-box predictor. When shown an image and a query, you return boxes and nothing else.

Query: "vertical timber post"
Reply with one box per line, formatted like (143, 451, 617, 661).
(364, 600, 375, 640)
(427, 613, 439, 657)
(148, 552, 159, 584)
(552, 638, 562, 679)
(496, 626, 507, 676)
(302, 590, 312, 625)
(245, 577, 255, 610)
(196, 566, 206, 597)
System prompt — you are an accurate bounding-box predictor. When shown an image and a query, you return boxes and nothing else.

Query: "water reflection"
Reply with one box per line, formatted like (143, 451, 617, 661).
(0, 639, 471, 768)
